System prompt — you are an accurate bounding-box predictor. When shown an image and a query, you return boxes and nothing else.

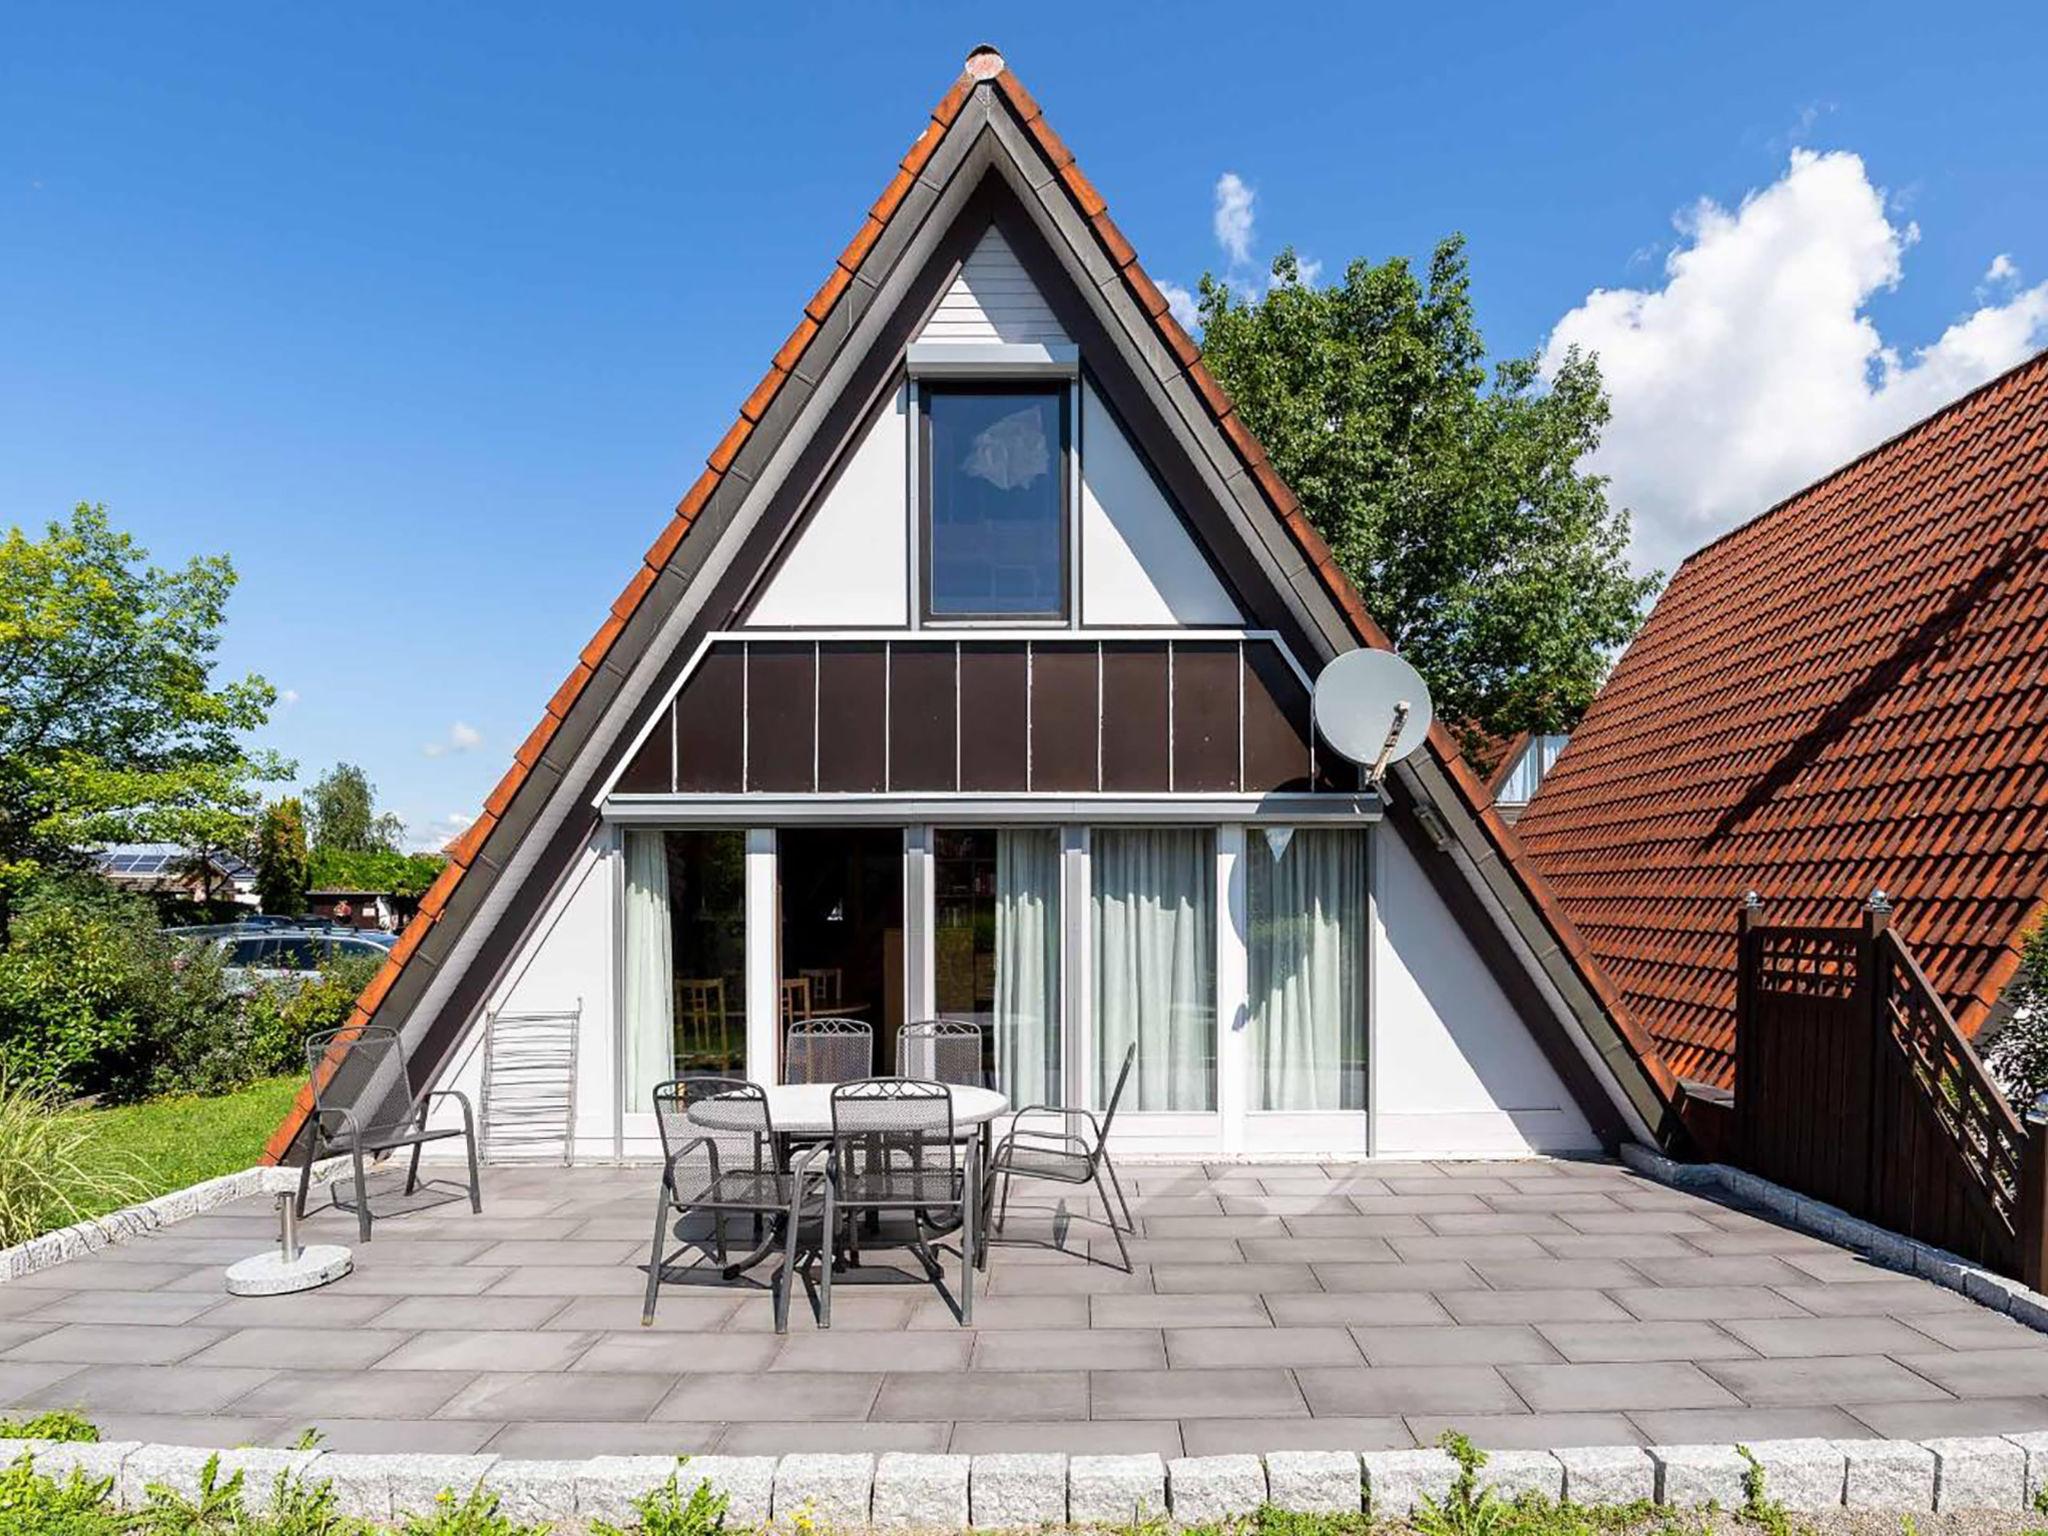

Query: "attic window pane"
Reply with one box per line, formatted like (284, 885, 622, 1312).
(924, 387, 1067, 619)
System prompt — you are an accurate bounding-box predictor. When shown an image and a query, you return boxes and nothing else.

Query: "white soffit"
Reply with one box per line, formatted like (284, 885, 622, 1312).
(746, 384, 909, 626)
(1080, 379, 1242, 625)
(917, 227, 1071, 345)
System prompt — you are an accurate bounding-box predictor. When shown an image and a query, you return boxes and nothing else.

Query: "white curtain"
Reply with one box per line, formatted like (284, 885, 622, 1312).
(623, 830, 675, 1107)
(1093, 829, 1215, 1111)
(1249, 828, 1367, 1110)
(995, 829, 1061, 1107)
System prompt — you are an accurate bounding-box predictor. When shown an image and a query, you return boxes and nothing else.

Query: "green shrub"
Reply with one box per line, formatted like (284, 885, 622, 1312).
(0, 1070, 149, 1246)
(0, 1452, 116, 1535)
(0, 1409, 98, 1441)
(590, 1470, 729, 1536)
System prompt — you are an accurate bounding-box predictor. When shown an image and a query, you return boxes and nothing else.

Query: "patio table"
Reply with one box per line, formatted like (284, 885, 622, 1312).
(685, 1081, 1008, 1137)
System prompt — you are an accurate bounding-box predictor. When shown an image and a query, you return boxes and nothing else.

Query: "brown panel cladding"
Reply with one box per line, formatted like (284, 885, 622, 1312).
(673, 642, 745, 793)
(1242, 639, 1314, 793)
(889, 642, 957, 791)
(746, 642, 816, 793)
(816, 643, 889, 792)
(1030, 642, 1098, 792)
(1099, 641, 1170, 791)
(1171, 640, 1240, 793)
(958, 643, 1029, 792)
(613, 705, 674, 793)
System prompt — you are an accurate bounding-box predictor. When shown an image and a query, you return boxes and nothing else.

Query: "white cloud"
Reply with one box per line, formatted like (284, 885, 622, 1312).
(1985, 252, 2020, 287)
(407, 811, 473, 853)
(1213, 172, 1255, 266)
(278, 688, 299, 707)
(422, 720, 483, 758)
(1158, 279, 1199, 330)
(1543, 148, 2048, 572)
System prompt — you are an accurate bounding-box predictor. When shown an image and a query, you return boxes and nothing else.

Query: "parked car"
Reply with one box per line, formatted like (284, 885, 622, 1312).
(164, 920, 394, 987)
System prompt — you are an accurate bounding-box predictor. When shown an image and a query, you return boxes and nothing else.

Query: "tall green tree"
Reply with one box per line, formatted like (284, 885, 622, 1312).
(1198, 240, 1658, 757)
(306, 762, 403, 854)
(0, 504, 285, 930)
(254, 797, 308, 914)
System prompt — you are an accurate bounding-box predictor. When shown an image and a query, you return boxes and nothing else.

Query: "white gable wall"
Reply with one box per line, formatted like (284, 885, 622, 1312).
(1372, 825, 1599, 1156)
(1080, 380, 1241, 625)
(747, 384, 909, 626)
(919, 228, 1069, 344)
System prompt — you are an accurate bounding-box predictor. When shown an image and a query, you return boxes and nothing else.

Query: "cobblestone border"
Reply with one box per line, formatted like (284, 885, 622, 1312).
(0, 1160, 351, 1284)
(11, 1435, 2048, 1525)
(1618, 1143, 2048, 1334)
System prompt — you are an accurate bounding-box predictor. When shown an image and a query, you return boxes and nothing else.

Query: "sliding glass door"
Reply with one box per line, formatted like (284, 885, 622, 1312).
(933, 828, 1061, 1107)
(1091, 828, 1217, 1113)
(1246, 827, 1368, 1113)
(622, 828, 747, 1108)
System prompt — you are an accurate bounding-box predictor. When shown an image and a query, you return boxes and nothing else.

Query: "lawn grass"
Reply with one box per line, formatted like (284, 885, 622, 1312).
(66, 1075, 299, 1221)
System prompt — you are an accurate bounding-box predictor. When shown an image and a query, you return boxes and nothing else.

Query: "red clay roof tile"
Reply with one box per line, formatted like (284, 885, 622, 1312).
(1517, 349, 2048, 1089)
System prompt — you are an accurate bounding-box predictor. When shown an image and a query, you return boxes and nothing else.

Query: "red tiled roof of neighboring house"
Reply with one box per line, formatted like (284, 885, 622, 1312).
(264, 49, 1674, 1164)
(1516, 348, 2048, 1090)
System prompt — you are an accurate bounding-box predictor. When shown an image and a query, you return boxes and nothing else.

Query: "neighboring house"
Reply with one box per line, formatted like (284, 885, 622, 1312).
(1486, 732, 1571, 823)
(1517, 349, 2048, 1091)
(306, 889, 410, 932)
(92, 843, 258, 907)
(267, 48, 1675, 1169)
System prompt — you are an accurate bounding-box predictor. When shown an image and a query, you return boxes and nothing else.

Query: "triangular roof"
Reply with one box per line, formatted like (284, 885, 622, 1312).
(265, 47, 1677, 1164)
(1517, 348, 2048, 1089)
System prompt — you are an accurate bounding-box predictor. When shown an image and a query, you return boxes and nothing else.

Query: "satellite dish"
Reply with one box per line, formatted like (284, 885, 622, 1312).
(1312, 649, 1434, 783)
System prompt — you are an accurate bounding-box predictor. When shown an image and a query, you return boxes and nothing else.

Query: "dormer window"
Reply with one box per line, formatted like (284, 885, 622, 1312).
(921, 383, 1069, 621)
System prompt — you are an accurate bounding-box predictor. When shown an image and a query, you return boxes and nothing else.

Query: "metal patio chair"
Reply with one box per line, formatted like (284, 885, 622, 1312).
(643, 1078, 824, 1333)
(784, 1015, 873, 1085)
(896, 1018, 986, 1087)
(982, 1041, 1138, 1270)
(820, 1078, 975, 1325)
(294, 1022, 482, 1243)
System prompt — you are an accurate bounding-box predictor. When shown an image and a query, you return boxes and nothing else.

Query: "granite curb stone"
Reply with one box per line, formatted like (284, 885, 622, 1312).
(1653, 1445, 1750, 1507)
(1264, 1451, 1360, 1514)
(775, 1454, 876, 1529)
(969, 1453, 1066, 1529)
(1554, 1445, 1656, 1505)
(1840, 1440, 1937, 1511)
(1482, 1450, 1565, 1503)
(1743, 1440, 1846, 1511)
(577, 1457, 688, 1526)
(479, 1460, 581, 1526)
(1069, 1454, 1166, 1525)
(872, 1454, 970, 1530)
(1169, 1454, 1267, 1522)
(117, 1445, 323, 1512)
(1925, 1437, 2026, 1511)
(1363, 1448, 1458, 1515)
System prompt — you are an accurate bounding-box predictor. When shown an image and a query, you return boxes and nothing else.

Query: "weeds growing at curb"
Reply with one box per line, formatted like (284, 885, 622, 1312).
(0, 1407, 99, 1441)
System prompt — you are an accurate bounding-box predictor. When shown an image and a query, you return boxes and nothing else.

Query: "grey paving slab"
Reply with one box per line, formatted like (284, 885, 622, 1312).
(1890, 1349, 2048, 1398)
(1347, 1194, 1488, 1216)
(1773, 1280, 1976, 1316)
(1624, 1255, 1814, 1287)
(1847, 1396, 2048, 1439)
(1470, 1259, 1645, 1291)
(972, 1329, 1165, 1372)
(185, 1328, 414, 1370)
(0, 1361, 88, 1405)
(23, 1363, 274, 1414)
(1423, 1212, 1577, 1236)
(1284, 1214, 1432, 1237)
(483, 1420, 721, 1456)
(876, 1370, 1087, 1422)
(572, 1332, 776, 1374)
(910, 1295, 1089, 1331)
(1265, 1293, 1453, 1327)
(376, 1296, 574, 1331)
(657, 1371, 885, 1422)
(1608, 1286, 1813, 1321)
(1179, 1417, 1412, 1454)
(1151, 1263, 1320, 1294)
(1498, 1361, 1744, 1412)
(718, 1421, 950, 1454)
(949, 1419, 1183, 1456)
(1438, 1291, 1633, 1325)
(1238, 1238, 1399, 1263)
(772, 1332, 974, 1374)
(1626, 1405, 1881, 1443)
(436, 1370, 679, 1422)
(1296, 1365, 1523, 1416)
(1090, 1294, 1272, 1329)
(1901, 1311, 2048, 1350)
(230, 1367, 477, 1420)
(284, 1418, 506, 1453)
(1701, 1355, 1957, 1406)
(1534, 1321, 1756, 1363)
(374, 1330, 596, 1373)
(1534, 1234, 1700, 1261)
(93, 1414, 290, 1448)
(24, 1292, 225, 1326)
(1313, 1262, 1487, 1293)
(1164, 1326, 1362, 1368)
(1093, 1367, 1306, 1420)
(194, 1293, 403, 1327)
(1352, 1325, 1563, 1367)
(3, 1322, 227, 1365)
(1386, 1234, 1548, 1262)
(1721, 1316, 1944, 1358)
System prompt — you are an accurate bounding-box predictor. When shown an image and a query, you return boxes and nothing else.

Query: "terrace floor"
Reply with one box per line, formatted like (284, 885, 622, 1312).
(3, 1157, 2047, 1458)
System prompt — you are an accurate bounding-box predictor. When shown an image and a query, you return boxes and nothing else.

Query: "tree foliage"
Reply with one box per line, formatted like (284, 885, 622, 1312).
(1986, 918, 2048, 1113)
(306, 762, 404, 854)
(1197, 240, 1659, 755)
(307, 845, 446, 897)
(255, 797, 308, 914)
(0, 503, 285, 919)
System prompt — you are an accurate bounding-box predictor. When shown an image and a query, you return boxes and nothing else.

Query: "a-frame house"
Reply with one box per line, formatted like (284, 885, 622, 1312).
(266, 47, 1674, 1169)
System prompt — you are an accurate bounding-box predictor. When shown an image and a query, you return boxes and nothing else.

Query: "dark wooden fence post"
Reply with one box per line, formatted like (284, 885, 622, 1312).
(1734, 893, 1761, 1168)
(1856, 892, 1892, 1215)
(2023, 1116, 2048, 1294)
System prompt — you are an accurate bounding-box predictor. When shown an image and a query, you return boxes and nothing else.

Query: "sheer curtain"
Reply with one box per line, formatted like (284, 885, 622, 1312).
(1093, 828, 1215, 1111)
(995, 829, 1061, 1107)
(623, 830, 675, 1107)
(1249, 827, 1366, 1110)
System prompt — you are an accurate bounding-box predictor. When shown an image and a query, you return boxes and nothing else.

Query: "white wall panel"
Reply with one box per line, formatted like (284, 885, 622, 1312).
(918, 228, 1070, 345)
(748, 385, 909, 626)
(1371, 825, 1597, 1157)
(1079, 381, 1241, 625)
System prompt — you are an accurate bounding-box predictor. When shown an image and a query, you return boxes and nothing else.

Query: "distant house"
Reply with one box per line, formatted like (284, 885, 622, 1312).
(266, 48, 1678, 1170)
(1517, 350, 2048, 1090)
(92, 843, 257, 908)
(1486, 732, 1571, 823)
(305, 889, 410, 932)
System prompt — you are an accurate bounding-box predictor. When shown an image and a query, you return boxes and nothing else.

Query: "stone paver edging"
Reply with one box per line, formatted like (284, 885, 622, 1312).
(0, 1160, 350, 1283)
(13, 1434, 2048, 1524)
(1618, 1143, 2048, 1334)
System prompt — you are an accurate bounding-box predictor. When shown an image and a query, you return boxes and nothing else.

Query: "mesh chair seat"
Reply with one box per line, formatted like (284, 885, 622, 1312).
(833, 1165, 965, 1205)
(669, 1166, 798, 1210)
(990, 1141, 1093, 1182)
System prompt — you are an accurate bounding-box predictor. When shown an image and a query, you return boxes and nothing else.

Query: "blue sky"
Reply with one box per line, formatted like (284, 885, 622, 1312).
(5, 4, 2045, 847)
